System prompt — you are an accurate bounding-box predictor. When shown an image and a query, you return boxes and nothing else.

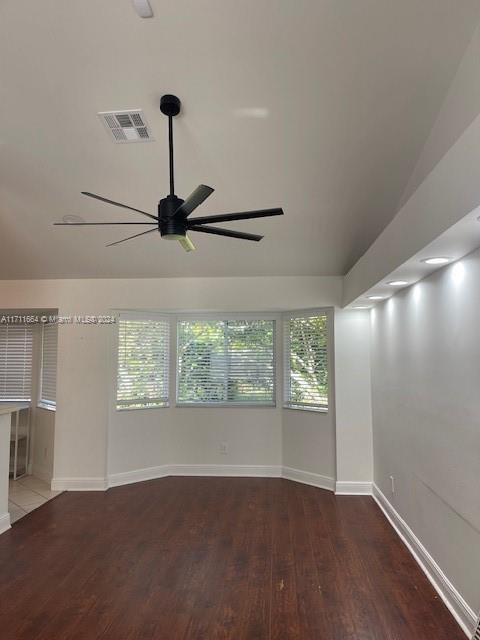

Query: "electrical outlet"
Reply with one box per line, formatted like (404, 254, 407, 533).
(220, 442, 228, 455)
(389, 475, 395, 494)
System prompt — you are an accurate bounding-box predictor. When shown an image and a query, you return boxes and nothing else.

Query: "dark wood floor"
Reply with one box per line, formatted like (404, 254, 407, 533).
(0, 477, 464, 640)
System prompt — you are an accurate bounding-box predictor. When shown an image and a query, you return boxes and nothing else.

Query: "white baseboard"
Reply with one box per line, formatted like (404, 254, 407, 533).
(335, 480, 373, 495)
(109, 464, 282, 488)
(109, 464, 337, 488)
(108, 465, 170, 488)
(168, 464, 282, 478)
(372, 484, 476, 638)
(282, 466, 335, 492)
(32, 463, 53, 485)
(0, 512, 11, 535)
(51, 477, 108, 491)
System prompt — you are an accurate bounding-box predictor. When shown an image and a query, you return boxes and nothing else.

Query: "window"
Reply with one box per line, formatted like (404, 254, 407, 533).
(39, 323, 58, 409)
(176, 319, 275, 406)
(116, 315, 170, 410)
(284, 312, 328, 410)
(0, 324, 34, 401)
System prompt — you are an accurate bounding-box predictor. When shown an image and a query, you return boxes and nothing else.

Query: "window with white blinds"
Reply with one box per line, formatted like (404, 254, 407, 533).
(116, 315, 170, 410)
(0, 324, 34, 401)
(176, 319, 275, 406)
(284, 313, 328, 410)
(39, 323, 58, 409)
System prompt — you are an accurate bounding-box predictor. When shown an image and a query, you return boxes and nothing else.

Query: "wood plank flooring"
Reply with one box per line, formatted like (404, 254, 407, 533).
(0, 477, 465, 639)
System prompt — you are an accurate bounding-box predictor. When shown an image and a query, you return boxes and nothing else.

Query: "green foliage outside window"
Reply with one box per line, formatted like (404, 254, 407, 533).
(177, 320, 275, 404)
(287, 315, 328, 408)
(117, 319, 169, 409)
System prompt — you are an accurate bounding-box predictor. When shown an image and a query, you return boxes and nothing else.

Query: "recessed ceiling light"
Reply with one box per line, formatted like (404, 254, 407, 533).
(387, 280, 408, 286)
(354, 306, 370, 309)
(421, 257, 451, 265)
(367, 295, 384, 300)
(62, 215, 85, 224)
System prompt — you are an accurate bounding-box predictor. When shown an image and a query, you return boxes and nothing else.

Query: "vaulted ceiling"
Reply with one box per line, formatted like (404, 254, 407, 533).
(1, 0, 479, 278)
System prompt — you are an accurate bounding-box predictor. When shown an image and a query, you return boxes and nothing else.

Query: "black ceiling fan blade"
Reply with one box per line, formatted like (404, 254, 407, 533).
(187, 208, 284, 226)
(173, 185, 214, 218)
(54, 222, 157, 226)
(188, 225, 263, 242)
(81, 192, 158, 221)
(106, 228, 158, 247)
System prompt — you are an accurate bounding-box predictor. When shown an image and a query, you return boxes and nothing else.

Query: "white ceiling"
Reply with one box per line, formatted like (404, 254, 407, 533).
(350, 206, 480, 308)
(0, 0, 479, 279)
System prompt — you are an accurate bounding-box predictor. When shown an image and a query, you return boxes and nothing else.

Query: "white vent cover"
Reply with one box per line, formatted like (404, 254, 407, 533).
(98, 110, 154, 143)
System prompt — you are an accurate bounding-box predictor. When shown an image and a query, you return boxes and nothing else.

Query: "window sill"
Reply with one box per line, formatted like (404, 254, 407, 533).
(116, 404, 169, 412)
(176, 403, 277, 409)
(37, 403, 56, 412)
(283, 405, 328, 414)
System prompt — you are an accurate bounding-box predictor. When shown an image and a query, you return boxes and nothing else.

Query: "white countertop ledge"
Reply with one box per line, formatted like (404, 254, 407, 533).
(0, 403, 30, 415)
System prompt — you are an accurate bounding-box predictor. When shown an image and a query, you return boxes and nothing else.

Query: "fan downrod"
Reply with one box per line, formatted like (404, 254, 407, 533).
(160, 94, 181, 117)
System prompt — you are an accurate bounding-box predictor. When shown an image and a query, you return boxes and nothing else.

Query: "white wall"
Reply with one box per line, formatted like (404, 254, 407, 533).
(31, 408, 55, 482)
(0, 276, 342, 486)
(172, 408, 281, 466)
(334, 309, 373, 491)
(282, 410, 335, 479)
(0, 274, 376, 497)
(400, 24, 480, 207)
(371, 249, 480, 616)
(282, 310, 337, 485)
(344, 25, 480, 306)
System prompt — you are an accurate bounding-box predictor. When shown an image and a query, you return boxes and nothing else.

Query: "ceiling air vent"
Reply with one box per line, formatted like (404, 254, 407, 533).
(98, 110, 154, 143)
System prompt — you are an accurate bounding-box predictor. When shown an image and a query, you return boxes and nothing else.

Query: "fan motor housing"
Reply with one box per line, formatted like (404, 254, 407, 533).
(158, 196, 187, 237)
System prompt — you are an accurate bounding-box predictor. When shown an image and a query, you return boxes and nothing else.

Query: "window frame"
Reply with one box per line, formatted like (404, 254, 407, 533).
(115, 311, 171, 412)
(175, 313, 278, 408)
(111, 309, 332, 414)
(282, 308, 330, 413)
(37, 322, 58, 411)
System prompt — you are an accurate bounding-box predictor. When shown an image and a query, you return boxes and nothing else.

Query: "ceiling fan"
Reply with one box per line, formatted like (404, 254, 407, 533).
(55, 94, 284, 252)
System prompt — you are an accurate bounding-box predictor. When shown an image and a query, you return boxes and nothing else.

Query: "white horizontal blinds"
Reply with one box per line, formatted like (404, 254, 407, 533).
(284, 313, 328, 409)
(227, 320, 275, 404)
(40, 323, 58, 407)
(177, 319, 275, 405)
(177, 321, 225, 403)
(0, 324, 34, 401)
(116, 316, 170, 409)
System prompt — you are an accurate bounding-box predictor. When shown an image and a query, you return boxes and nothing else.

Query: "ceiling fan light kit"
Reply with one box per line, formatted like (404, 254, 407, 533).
(55, 94, 284, 252)
(132, 0, 154, 19)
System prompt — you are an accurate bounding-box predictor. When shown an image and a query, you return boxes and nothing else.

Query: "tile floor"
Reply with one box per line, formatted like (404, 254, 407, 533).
(8, 475, 62, 523)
